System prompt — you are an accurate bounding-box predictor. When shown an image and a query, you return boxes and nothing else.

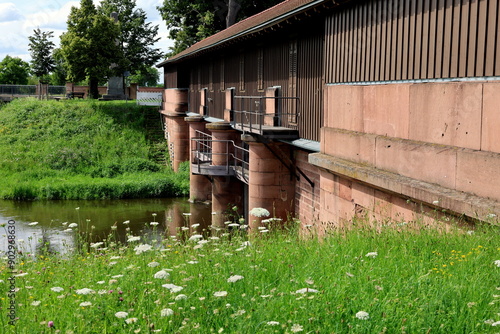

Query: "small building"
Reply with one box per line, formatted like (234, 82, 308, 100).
(157, 0, 500, 231)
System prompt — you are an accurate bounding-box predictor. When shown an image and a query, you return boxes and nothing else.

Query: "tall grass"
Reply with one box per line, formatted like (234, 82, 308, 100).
(0, 99, 188, 199)
(1, 219, 499, 333)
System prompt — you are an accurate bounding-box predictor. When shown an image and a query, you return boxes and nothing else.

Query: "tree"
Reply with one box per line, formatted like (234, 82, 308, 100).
(59, 0, 121, 98)
(49, 48, 68, 86)
(157, 0, 282, 56)
(98, 0, 163, 80)
(127, 67, 160, 87)
(0, 55, 30, 85)
(28, 28, 55, 83)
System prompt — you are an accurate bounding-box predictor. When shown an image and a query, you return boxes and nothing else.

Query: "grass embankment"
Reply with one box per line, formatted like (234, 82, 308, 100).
(0, 99, 188, 200)
(1, 221, 499, 333)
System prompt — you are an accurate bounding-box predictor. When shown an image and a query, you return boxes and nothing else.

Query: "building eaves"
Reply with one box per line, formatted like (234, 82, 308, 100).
(157, 0, 349, 67)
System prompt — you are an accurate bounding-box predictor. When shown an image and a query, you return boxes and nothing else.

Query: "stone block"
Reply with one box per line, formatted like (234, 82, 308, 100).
(481, 82, 500, 154)
(363, 84, 410, 139)
(375, 137, 458, 189)
(324, 84, 364, 131)
(321, 128, 376, 165)
(409, 82, 482, 149)
(351, 181, 375, 211)
(456, 150, 500, 201)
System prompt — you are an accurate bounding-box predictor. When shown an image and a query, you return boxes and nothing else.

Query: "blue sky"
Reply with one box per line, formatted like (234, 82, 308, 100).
(0, 0, 173, 66)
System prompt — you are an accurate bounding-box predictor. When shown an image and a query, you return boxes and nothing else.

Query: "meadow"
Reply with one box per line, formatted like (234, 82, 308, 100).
(0, 99, 189, 200)
(1, 217, 499, 333)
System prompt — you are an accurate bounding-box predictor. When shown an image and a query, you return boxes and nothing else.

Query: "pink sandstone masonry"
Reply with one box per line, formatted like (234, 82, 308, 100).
(313, 81, 500, 227)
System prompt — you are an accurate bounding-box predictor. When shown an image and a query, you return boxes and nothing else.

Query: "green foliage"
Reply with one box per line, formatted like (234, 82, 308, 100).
(59, 0, 122, 98)
(1, 223, 499, 333)
(157, 0, 282, 56)
(127, 67, 160, 87)
(0, 99, 188, 199)
(98, 0, 163, 77)
(28, 28, 56, 82)
(0, 55, 30, 84)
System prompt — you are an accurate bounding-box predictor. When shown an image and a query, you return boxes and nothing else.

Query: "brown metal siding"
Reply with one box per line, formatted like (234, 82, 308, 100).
(325, 0, 500, 83)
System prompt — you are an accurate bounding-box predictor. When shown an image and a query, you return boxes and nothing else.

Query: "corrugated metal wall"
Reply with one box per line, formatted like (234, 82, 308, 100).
(325, 0, 500, 83)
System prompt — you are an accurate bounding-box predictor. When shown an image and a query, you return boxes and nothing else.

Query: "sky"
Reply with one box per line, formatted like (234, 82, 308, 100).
(0, 0, 173, 69)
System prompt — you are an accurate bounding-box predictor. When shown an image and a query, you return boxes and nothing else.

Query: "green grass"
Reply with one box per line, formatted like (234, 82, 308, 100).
(0, 99, 188, 199)
(1, 220, 499, 333)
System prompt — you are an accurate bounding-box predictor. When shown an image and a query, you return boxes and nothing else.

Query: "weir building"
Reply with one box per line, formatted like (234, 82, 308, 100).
(157, 0, 500, 231)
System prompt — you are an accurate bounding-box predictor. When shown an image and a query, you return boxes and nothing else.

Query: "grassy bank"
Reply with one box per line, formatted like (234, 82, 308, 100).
(0, 99, 188, 200)
(1, 220, 499, 333)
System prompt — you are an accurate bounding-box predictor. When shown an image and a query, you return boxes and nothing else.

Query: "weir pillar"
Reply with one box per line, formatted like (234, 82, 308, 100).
(206, 122, 243, 227)
(185, 115, 212, 203)
(244, 135, 295, 230)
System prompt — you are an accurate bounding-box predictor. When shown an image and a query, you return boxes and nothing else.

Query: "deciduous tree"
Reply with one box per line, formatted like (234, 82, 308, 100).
(28, 29, 55, 83)
(59, 0, 121, 98)
(0, 55, 30, 85)
(98, 0, 163, 79)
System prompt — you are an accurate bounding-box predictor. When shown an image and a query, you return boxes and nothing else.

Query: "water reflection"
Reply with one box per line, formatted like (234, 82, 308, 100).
(0, 198, 212, 255)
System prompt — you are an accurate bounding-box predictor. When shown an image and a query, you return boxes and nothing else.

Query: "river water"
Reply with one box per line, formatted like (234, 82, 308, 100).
(0, 198, 212, 255)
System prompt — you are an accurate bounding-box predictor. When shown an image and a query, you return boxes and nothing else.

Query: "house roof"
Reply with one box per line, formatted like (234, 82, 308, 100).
(157, 0, 348, 67)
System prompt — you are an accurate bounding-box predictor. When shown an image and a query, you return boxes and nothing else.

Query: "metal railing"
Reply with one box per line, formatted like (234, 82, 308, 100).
(191, 130, 249, 183)
(232, 95, 299, 134)
(0, 85, 66, 97)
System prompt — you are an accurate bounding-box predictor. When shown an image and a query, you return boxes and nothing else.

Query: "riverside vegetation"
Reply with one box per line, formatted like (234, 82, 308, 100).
(0, 218, 499, 333)
(0, 99, 189, 200)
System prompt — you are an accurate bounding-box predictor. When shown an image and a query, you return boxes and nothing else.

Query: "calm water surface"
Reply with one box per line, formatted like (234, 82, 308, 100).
(0, 198, 212, 254)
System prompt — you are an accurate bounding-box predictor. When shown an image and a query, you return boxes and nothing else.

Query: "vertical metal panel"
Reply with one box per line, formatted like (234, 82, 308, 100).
(475, 0, 487, 76)
(484, 0, 498, 76)
(324, 0, 498, 83)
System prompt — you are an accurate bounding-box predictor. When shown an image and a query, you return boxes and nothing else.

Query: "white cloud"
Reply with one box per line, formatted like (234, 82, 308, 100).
(0, 3, 23, 22)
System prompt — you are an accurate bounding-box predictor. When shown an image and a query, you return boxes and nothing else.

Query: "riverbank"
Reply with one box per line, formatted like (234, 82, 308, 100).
(1, 220, 499, 333)
(0, 99, 188, 200)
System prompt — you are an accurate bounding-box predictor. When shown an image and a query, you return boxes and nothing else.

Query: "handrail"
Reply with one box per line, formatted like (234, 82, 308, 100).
(232, 95, 299, 134)
(191, 130, 249, 183)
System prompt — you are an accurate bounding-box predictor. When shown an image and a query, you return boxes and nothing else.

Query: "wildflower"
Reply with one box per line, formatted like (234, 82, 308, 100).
(492, 321, 500, 326)
(154, 270, 170, 279)
(31, 300, 41, 306)
(182, 213, 191, 216)
(295, 288, 319, 294)
(487, 213, 497, 219)
(249, 207, 270, 218)
(230, 309, 246, 317)
(161, 308, 174, 317)
(175, 294, 187, 301)
(290, 324, 304, 332)
(47, 321, 54, 328)
(365, 252, 378, 258)
(432, 200, 440, 205)
(90, 242, 104, 248)
(68, 223, 78, 228)
(189, 234, 203, 241)
(28, 222, 38, 226)
(115, 311, 128, 318)
(227, 275, 244, 283)
(162, 284, 183, 293)
(260, 229, 269, 233)
(63, 228, 73, 232)
(355, 311, 370, 320)
(148, 262, 160, 268)
(150, 222, 159, 226)
(111, 225, 117, 230)
(127, 236, 140, 242)
(346, 272, 354, 277)
(181, 226, 189, 231)
(467, 230, 475, 235)
(14, 272, 28, 277)
(494, 260, 500, 267)
(125, 318, 138, 324)
(467, 302, 476, 308)
(75, 288, 95, 295)
(213, 291, 228, 297)
(267, 321, 280, 326)
(111, 275, 123, 278)
(79, 301, 92, 307)
(228, 223, 240, 227)
(123, 220, 130, 225)
(134, 244, 153, 255)
(152, 213, 157, 217)
(50, 287, 64, 292)
(192, 224, 200, 228)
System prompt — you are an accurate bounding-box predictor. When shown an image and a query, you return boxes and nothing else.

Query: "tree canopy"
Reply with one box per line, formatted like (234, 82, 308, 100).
(157, 0, 282, 56)
(28, 29, 56, 83)
(59, 0, 122, 98)
(0, 56, 31, 85)
(98, 0, 163, 77)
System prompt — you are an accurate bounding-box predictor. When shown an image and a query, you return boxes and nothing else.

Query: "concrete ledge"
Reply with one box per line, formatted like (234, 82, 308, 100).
(309, 153, 500, 222)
